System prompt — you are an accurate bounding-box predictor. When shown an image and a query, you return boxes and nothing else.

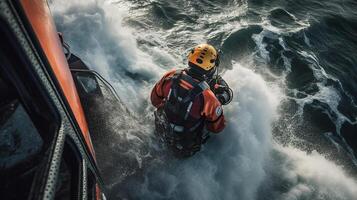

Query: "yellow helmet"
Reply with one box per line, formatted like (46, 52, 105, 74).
(188, 44, 218, 71)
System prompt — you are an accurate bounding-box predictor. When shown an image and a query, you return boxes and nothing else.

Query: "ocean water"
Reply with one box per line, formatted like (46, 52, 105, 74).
(50, 0, 357, 199)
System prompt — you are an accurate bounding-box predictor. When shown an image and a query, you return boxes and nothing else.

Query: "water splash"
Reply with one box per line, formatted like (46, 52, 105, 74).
(114, 63, 281, 200)
(50, 0, 164, 111)
(49, 1, 357, 199)
(261, 145, 357, 200)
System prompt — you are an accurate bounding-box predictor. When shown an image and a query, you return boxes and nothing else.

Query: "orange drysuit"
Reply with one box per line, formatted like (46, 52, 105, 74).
(151, 69, 225, 133)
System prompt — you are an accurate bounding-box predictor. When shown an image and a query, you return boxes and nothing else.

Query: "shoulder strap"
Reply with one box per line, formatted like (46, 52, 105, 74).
(165, 70, 210, 122)
(169, 69, 183, 100)
(179, 74, 209, 120)
(180, 74, 209, 103)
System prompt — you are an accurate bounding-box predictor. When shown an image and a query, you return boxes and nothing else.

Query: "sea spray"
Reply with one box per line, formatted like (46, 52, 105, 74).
(259, 145, 357, 200)
(49, 0, 357, 199)
(113, 63, 281, 200)
(50, 0, 164, 111)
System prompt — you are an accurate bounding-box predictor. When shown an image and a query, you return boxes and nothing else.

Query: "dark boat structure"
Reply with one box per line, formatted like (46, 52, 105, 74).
(0, 0, 126, 199)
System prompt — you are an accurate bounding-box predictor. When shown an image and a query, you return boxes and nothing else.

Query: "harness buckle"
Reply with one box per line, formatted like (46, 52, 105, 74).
(170, 123, 184, 132)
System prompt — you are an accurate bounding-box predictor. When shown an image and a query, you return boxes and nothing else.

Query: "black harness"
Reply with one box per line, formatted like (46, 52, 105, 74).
(163, 70, 209, 133)
(154, 70, 211, 157)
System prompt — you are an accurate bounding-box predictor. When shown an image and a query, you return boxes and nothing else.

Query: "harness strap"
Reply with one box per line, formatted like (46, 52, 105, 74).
(165, 69, 209, 132)
(178, 74, 209, 121)
(169, 119, 203, 133)
(170, 70, 182, 101)
(180, 74, 209, 104)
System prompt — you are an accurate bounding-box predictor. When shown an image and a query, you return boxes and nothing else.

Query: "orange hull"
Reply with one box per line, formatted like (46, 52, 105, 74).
(20, 0, 95, 156)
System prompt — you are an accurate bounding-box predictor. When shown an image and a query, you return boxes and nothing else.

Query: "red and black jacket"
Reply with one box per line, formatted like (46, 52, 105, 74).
(151, 69, 225, 133)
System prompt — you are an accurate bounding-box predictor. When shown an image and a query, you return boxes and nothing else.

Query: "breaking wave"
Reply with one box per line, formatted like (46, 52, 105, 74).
(50, 0, 357, 199)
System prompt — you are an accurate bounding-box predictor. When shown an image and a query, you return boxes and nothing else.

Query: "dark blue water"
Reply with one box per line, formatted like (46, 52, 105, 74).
(51, 0, 357, 199)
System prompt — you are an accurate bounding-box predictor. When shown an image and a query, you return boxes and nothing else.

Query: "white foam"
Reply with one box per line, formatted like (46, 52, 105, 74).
(251, 10, 357, 167)
(252, 31, 272, 63)
(50, 0, 165, 110)
(49, 1, 357, 199)
(274, 145, 357, 200)
(114, 63, 281, 200)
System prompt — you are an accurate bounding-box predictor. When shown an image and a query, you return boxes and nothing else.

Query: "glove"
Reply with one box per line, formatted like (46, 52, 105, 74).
(217, 93, 230, 105)
(213, 84, 232, 105)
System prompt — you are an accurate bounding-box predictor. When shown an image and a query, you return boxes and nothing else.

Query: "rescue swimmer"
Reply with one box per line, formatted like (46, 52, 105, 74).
(151, 44, 233, 157)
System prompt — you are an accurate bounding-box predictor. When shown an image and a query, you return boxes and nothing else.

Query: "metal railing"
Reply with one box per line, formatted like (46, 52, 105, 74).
(70, 68, 121, 103)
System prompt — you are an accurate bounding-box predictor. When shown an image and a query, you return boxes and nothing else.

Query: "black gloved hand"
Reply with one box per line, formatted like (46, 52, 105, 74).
(217, 93, 229, 105)
(208, 75, 233, 105)
(211, 84, 231, 105)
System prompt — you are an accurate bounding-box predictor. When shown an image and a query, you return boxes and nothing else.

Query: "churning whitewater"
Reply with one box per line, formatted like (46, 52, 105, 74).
(50, 0, 357, 199)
